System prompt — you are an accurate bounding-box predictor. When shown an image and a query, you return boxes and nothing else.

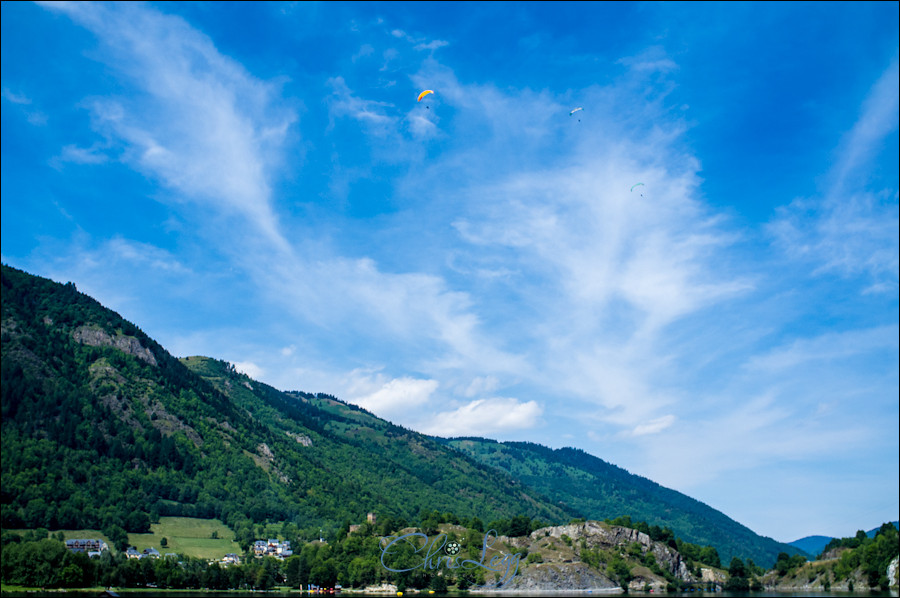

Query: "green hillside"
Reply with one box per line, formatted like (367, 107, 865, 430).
(0, 263, 568, 547)
(441, 437, 801, 566)
(2, 263, 797, 569)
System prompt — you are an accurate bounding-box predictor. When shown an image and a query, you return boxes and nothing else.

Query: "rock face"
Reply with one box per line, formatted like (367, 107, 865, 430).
(504, 561, 618, 592)
(481, 521, 698, 592)
(73, 325, 158, 366)
(700, 567, 726, 583)
(531, 522, 694, 583)
(889, 556, 899, 588)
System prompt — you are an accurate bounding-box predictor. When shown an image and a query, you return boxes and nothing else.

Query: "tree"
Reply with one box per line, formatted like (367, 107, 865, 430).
(699, 545, 721, 568)
(728, 556, 747, 578)
(310, 559, 338, 587)
(102, 524, 129, 552)
(431, 573, 448, 592)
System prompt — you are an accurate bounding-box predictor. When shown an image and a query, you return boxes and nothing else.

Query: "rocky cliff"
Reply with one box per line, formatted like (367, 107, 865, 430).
(484, 520, 703, 592)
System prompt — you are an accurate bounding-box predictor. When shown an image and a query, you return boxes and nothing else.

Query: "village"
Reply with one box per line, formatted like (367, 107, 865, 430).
(64, 536, 293, 566)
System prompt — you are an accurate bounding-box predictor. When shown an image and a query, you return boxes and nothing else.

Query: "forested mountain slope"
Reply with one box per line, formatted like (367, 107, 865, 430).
(442, 437, 802, 566)
(1, 264, 568, 546)
(2, 263, 796, 567)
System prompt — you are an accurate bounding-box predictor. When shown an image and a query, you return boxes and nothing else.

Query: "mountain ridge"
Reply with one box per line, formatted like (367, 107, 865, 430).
(1, 263, 799, 566)
(438, 436, 801, 565)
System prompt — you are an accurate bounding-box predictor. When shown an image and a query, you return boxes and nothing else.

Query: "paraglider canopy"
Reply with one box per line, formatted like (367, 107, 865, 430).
(630, 183, 645, 192)
(569, 107, 584, 116)
(417, 90, 434, 102)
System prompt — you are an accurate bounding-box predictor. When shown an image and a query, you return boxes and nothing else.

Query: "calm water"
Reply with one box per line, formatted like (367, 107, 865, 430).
(1, 591, 898, 598)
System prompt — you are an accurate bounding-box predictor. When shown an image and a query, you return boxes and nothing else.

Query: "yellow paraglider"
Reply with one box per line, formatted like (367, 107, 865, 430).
(417, 89, 434, 102)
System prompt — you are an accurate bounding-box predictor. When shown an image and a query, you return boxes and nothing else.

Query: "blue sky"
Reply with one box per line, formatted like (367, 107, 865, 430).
(2, 1, 898, 543)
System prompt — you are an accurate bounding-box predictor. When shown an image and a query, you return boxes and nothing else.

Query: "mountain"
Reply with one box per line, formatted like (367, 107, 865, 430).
(788, 522, 900, 558)
(787, 535, 834, 557)
(2, 263, 792, 567)
(440, 437, 801, 566)
(1, 263, 568, 544)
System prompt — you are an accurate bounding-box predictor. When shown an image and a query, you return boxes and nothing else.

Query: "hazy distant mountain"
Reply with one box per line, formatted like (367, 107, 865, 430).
(787, 535, 834, 556)
(788, 522, 900, 557)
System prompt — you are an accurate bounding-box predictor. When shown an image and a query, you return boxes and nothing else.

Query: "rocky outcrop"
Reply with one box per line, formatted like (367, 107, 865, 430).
(73, 325, 158, 366)
(525, 521, 695, 584)
(287, 431, 313, 446)
(472, 520, 700, 592)
(700, 567, 726, 583)
(888, 556, 899, 588)
(503, 561, 619, 592)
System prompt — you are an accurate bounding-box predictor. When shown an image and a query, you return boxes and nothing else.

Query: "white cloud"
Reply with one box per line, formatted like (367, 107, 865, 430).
(631, 414, 676, 437)
(232, 361, 265, 380)
(343, 368, 439, 415)
(417, 397, 543, 437)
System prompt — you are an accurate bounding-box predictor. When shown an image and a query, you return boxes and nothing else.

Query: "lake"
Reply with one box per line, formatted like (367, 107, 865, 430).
(1, 590, 898, 598)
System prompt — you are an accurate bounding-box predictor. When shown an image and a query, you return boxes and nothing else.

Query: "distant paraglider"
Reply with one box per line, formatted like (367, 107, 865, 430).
(569, 106, 583, 121)
(417, 89, 434, 109)
(631, 182, 645, 196)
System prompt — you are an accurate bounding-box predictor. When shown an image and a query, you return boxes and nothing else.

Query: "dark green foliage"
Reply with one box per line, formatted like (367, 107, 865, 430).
(725, 555, 751, 590)
(484, 514, 542, 537)
(724, 575, 750, 591)
(822, 523, 899, 589)
(728, 556, 747, 577)
(774, 551, 807, 575)
(443, 436, 801, 566)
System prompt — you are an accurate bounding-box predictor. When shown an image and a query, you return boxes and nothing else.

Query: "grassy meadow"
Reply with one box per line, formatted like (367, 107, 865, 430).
(127, 517, 241, 560)
(7, 517, 241, 561)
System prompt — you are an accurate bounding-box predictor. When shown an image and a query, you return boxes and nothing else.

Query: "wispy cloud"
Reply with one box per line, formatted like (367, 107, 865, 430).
(41, 1, 296, 251)
(745, 325, 899, 373)
(770, 58, 899, 294)
(2, 85, 47, 124)
(631, 414, 676, 437)
(2, 86, 31, 104)
(57, 143, 109, 165)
